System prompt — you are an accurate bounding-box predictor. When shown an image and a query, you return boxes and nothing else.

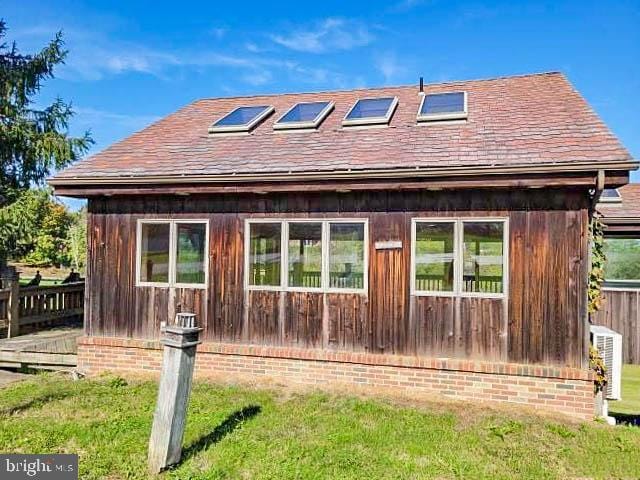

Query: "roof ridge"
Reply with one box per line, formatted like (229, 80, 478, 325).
(192, 71, 564, 103)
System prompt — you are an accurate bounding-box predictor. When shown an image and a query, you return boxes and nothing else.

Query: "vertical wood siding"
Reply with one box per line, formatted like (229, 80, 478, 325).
(592, 288, 640, 364)
(86, 189, 589, 368)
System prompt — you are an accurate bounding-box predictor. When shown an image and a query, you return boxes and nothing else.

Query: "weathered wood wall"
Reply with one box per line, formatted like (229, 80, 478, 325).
(592, 288, 640, 364)
(86, 189, 590, 368)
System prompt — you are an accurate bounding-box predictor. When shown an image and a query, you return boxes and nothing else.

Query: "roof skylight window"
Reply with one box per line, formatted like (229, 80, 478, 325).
(274, 101, 334, 130)
(209, 105, 274, 133)
(417, 92, 467, 122)
(342, 97, 398, 127)
(599, 189, 622, 203)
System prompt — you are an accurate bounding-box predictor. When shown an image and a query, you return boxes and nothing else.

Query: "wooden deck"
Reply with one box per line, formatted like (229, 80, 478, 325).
(0, 327, 82, 369)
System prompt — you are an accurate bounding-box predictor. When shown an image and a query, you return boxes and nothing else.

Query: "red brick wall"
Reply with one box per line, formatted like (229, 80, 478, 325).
(78, 337, 595, 420)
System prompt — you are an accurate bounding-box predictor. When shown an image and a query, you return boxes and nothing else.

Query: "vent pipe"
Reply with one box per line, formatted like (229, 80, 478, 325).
(419, 76, 424, 93)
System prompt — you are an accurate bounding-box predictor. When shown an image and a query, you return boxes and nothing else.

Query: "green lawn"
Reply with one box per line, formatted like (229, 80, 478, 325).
(609, 364, 640, 416)
(19, 277, 61, 287)
(0, 375, 639, 479)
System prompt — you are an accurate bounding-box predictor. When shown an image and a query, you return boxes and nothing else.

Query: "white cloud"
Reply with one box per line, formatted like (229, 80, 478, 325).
(73, 107, 161, 131)
(210, 27, 227, 39)
(270, 17, 373, 53)
(241, 70, 273, 86)
(13, 23, 363, 89)
(375, 52, 405, 83)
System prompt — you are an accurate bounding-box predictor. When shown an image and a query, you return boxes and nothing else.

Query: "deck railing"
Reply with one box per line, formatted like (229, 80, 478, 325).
(415, 275, 503, 294)
(0, 281, 84, 336)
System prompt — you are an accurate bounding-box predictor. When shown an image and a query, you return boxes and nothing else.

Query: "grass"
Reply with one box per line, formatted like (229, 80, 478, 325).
(609, 364, 640, 416)
(18, 278, 62, 287)
(0, 375, 639, 479)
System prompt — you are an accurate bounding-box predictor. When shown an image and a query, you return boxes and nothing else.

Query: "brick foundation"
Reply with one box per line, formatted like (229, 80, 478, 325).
(78, 336, 596, 420)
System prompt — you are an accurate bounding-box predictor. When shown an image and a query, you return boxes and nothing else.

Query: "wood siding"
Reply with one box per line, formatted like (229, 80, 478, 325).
(86, 189, 590, 368)
(592, 288, 640, 364)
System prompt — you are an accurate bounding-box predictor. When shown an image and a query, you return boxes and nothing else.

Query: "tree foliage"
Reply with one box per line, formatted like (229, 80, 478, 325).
(0, 187, 84, 268)
(0, 19, 92, 206)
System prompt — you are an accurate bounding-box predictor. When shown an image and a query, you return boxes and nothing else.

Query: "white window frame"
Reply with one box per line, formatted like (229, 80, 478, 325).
(410, 217, 508, 299)
(244, 218, 369, 294)
(208, 105, 275, 134)
(273, 101, 335, 130)
(136, 219, 209, 289)
(342, 96, 399, 127)
(417, 91, 468, 122)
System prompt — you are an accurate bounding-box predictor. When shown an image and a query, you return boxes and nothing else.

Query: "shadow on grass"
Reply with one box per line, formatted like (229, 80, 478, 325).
(610, 412, 640, 426)
(0, 390, 73, 416)
(180, 405, 261, 463)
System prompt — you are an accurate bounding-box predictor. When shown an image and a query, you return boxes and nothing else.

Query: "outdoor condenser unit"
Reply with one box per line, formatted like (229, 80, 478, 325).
(590, 325, 623, 400)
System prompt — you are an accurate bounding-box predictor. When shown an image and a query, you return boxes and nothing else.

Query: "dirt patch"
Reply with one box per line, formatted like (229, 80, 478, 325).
(0, 369, 28, 388)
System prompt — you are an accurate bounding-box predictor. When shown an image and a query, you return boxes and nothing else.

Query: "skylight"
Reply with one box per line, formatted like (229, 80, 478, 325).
(209, 105, 274, 133)
(417, 92, 467, 122)
(342, 97, 398, 126)
(274, 101, 334, 130)
(599, 189, 622, 203)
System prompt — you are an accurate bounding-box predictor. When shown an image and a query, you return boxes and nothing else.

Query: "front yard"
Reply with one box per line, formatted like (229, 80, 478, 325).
(609, 364, 640, 422)
(0, 374, 639, 479)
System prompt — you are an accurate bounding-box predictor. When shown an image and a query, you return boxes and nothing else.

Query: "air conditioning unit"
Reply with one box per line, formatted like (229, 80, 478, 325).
(590, 325, 622, 400)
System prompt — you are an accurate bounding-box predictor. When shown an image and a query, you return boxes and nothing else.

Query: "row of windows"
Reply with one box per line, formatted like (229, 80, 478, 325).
(135, 217, 507, 298)
(208, 92, 468, 134)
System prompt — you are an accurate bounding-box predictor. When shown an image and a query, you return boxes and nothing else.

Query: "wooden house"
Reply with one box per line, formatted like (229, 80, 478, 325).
(50, 72, 637, 419)
(594, 184, 640, 364)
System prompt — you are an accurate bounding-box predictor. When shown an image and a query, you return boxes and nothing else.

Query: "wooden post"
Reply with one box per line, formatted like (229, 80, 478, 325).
(1, 266, 20, 338)
(148, 313, 201, 474)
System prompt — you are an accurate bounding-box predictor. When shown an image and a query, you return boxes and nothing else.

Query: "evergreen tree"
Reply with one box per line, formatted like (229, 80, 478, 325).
(0, 20, 92, 269)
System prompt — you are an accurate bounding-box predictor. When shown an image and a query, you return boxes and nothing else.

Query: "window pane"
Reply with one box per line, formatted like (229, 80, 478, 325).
(249, 223, 282, 286)
(329, 223, 365, 290)
(346, 97, 394, 119)
(279, 101, 330, 123)
(604, 238, 640, 280)
(288, 223, 322, 288)
(421, 92, 465, 115)
(213, 106, 270, 127)
(463, 222, 504, 293)
(175, 223, 207, 284)
(414, 222, 455, 292)
(140, 223, 170, 283)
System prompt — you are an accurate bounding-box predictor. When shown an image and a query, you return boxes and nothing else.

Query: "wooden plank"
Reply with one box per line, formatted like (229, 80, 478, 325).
(84, 189, 591, 368)
(284, 292, 323, 347)
(0, 350, 76, 367)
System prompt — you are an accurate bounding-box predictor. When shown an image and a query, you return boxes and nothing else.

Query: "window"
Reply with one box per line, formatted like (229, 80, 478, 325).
(342, 97, 398, 126)
(248, 222, 282, 287)
(208, 105, 274, 133)
(414, 221, 455, 292)
(288, 222, 323, 288)
(599, 189, 622, 204)
(139, 223, 171, 284)
(411, 218, 507, 297)
(246, 219, 368, 292)
(274, 101, 334, 130)
(604, 238, 640, 284)
(417, 92, 467, 122)
(137, 220, 208, 288)
(329, 223, 366, 290)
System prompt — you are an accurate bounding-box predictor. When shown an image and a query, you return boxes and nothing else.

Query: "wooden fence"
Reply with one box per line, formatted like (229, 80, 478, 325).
(0, 282, 84, 337)
(592, 287, 640, 365)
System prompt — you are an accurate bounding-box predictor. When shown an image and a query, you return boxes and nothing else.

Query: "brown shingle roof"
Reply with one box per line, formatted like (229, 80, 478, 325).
(52, 72, 633, 184)
(598, 184, 640, 219)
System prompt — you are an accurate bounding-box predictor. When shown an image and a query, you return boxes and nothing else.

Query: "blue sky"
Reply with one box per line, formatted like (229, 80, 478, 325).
(4, 0, 640, 207)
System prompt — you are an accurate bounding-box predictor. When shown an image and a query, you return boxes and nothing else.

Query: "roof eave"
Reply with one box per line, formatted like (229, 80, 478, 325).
(49, 159, 638, 188)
